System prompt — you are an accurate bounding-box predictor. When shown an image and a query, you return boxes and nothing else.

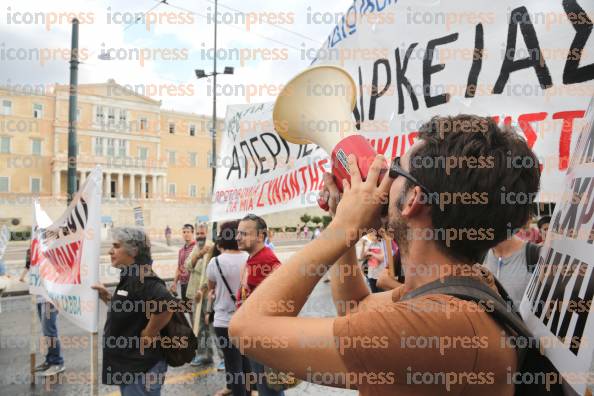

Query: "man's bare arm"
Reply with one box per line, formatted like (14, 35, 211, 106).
(329, 246, 370, 316)
(229, 155, 393, 387)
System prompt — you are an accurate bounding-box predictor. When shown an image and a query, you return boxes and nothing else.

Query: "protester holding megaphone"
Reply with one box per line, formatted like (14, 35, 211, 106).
(228, 65, 546, 396)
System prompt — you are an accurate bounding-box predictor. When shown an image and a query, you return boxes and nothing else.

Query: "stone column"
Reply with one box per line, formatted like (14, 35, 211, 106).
(53, 170, 60, 197)
(152, 175, 157, 199)
(141, 174, 146, 200)
(129, 174, 135, 199)
(103, 172, 111, 198)
(117, 173, 124, 199)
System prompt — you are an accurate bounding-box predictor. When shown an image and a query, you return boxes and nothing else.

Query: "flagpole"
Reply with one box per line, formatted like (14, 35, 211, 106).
(30, 295, 37, 387)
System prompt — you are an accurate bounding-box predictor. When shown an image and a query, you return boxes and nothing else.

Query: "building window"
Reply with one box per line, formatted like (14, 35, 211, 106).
(94, 137, 104, 156)
(107, 107, 115, 125)
(138, 147, 148, 160)
(2, 100, 11, 115)
(169, 122, 175, 134)
(189, 184, 197, 197)
(33, 103, 43, 119)
(189, 124, 196, 136)
(189, 152, 197, 167)
(118, 139, 126, 157)
(31, 139, 42, 155)
(140, 117, 148, 130)
(0, 136, 10, 153)
(119, 110, 127, 126)
(106, 138, 115, 157)
(76, 107, 81, 121)
(0, 177, 8, 192)
(207, 150, 215, 167)
(95, 105, 104, 123)
(168, 151, 176, 165)
(31, 178, 41, 193)
(168, 183, 176, 197)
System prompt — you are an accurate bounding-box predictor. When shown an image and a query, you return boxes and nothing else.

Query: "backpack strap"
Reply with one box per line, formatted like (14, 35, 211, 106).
(525, 242, 541, 273)
(401, 276, 530, 366)
(215, 257, 237, 303)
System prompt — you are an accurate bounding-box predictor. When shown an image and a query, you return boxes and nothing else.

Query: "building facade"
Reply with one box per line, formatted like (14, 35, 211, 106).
(0, 79, 221, 235)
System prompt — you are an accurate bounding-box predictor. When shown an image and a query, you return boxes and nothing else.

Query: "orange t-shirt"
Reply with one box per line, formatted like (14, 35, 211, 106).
(333, 265, 517, 395)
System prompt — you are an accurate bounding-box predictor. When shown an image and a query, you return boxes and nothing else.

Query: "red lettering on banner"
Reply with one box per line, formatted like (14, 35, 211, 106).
(289, 171, 300, 198)
(308, 162, 320, 191)
(408, 131, 419, 147)
(298, 166, 309, 192)
(518, 112, 547, 149)
(39, 240, 82, 284)
(553, 110, 586, 170)
(281, 174, 291, 202)
(317, 159, 329, 190)
(257, 181, 268, 208)
(391, 136, 399, 159)
(30, 238, 41, 267)
(376, 138, 390, 155)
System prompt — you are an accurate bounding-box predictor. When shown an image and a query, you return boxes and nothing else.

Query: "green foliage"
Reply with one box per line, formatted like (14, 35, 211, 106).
(300, 214, 311, 225)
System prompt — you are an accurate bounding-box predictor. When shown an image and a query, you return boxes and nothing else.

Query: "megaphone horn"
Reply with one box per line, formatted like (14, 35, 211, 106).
(273, 65, 387, 210)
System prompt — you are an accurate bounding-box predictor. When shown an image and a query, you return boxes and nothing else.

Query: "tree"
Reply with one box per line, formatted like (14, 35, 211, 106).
(321, 215, 332, 228)
(311, 216, 322, 227)
(300, 214, 311, 226)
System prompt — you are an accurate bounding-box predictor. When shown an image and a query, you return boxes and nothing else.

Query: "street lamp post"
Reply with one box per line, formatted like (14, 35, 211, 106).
(195, 0, 234, 240)
(67, 19, 79, 204)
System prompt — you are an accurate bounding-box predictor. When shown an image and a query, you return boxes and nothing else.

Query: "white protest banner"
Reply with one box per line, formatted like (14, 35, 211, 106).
(211, 103, 330, 221)
(211, 1, 594, 220)
(29, 167, 102, 333)
(520, 96, 594, 395)
(0, 225, 9, 259)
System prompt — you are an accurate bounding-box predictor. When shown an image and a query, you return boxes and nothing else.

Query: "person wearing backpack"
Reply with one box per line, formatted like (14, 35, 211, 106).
(483, 235, 541, 309)
(205, 221, 249, 396)
(229, 116, 561, 395)
(92, 227, 176, 396)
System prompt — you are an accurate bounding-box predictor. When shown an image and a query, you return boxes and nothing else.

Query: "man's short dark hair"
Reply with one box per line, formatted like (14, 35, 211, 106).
(241, 214, 268, 239)
(217, 220, 239, 250)
(183, 224, 194, 232)
(537, 216, 552, 229)
(407, 115, 541, 264)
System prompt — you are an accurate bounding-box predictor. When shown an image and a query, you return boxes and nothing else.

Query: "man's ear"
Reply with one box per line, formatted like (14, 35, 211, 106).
(402, 186, 429, 217)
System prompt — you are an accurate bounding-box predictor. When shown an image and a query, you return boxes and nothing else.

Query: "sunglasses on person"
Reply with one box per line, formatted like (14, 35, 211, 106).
(388, 156, 431, 194)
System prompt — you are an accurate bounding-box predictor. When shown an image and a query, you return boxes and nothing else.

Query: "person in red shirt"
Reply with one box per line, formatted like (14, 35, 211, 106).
(236, 214, 281, 305)
(236, 214, 284, 396)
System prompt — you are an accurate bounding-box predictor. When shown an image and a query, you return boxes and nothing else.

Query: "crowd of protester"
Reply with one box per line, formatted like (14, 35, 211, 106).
(20, 114, 567, 396)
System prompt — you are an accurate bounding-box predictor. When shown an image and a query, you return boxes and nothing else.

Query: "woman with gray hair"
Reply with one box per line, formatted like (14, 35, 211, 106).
(92, 227, 175, 396)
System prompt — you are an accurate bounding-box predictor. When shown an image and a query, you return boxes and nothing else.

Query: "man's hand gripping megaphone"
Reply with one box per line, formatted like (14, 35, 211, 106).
(318, 154, 393, 237)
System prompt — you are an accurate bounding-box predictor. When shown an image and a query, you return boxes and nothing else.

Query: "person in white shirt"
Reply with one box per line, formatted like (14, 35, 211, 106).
(206, 220, 249, 396)
(363, 231, 386, 293)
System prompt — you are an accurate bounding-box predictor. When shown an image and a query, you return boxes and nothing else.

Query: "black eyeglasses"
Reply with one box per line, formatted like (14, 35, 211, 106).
(389, 157, 431, 194)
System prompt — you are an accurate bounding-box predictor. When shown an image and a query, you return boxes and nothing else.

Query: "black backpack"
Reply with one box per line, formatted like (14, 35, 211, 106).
(160, 306, 198, 367)
(402, 276, 564, 395)
(152, 277, 197, 367)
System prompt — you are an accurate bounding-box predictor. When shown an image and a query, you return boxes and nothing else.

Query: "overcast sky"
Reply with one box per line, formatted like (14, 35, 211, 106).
(0, 0, 349, 116)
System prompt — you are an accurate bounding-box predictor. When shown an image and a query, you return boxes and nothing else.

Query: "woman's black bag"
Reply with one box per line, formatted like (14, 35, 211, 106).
(160, 302, 198, 367)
